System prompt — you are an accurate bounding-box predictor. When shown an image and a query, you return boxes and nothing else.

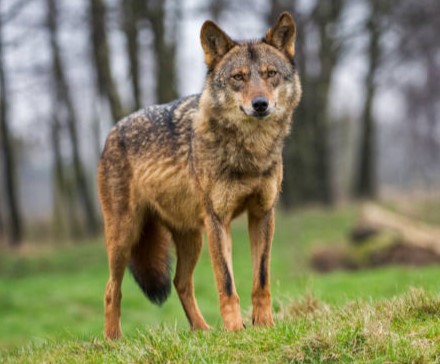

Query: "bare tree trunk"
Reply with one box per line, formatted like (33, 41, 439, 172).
(271, 1, 344, 207)
(122, 0, 141, 110)
(50, 115, 82, 239)
(312, 2, 343, 205)
(353, 0, 381, 199)
(267, 0, 306, 207)
(208, 0, 227, 21)
(89, 0, 125, 122)
(144, 0, 178, 103)
(0, 0, 23, 246)
(91, 102, 102, 164)
(47, 0, 99, 236)
(267, 0, 291, 20)
(0, 186, 4, 242)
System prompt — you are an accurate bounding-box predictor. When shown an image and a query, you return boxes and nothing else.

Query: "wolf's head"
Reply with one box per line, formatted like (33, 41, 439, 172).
(199, 12, 301, 125)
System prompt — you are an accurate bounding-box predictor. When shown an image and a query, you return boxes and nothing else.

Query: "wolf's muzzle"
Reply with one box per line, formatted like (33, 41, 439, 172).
(252, 97, 269, 114)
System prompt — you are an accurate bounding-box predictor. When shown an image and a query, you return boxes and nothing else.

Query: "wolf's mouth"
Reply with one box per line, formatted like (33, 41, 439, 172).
(240, 106, 270, 119)
(254, 110, 270, 118)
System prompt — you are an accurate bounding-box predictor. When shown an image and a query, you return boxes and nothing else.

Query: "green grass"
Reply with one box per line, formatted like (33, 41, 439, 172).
(2, 289, 440, 363)
(1, 207, 440, 362)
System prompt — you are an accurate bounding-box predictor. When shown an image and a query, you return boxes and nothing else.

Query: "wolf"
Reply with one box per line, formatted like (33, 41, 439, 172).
(98, 12, 301, 339)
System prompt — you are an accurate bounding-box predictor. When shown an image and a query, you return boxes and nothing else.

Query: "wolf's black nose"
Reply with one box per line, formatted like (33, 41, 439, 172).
(252, 97, 269, 113)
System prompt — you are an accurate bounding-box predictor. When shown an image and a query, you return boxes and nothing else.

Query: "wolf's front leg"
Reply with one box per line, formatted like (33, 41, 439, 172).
(248, 209, 275, 326)
(205, 214, 244, 331)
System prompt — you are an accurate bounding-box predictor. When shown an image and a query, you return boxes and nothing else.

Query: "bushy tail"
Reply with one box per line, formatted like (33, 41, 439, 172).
(129, 220, 172, 305)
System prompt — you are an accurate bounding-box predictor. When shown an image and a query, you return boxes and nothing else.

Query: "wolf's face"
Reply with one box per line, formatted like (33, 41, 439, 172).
(200, 13, 301, 125)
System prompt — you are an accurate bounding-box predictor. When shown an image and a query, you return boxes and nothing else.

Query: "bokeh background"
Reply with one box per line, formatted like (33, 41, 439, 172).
(1, 0, 440, 351)
(0, 0, 439, 242)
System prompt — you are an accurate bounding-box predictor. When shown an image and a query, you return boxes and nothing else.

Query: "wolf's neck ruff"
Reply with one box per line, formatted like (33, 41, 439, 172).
(192, 98, 291, 181)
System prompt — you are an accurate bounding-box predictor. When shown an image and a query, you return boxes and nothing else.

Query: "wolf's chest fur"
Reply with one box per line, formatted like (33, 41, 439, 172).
(110, 94, 286, 230)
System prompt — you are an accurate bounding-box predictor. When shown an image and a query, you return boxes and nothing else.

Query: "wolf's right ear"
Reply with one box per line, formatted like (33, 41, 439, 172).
(200, 21, 235, 70)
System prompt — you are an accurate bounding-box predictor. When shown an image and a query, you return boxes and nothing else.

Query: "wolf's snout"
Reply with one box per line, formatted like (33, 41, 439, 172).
(252, 97, 269, 113)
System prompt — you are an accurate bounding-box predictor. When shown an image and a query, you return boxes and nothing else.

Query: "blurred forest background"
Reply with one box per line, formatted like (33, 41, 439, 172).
(0, 0, 439, 246)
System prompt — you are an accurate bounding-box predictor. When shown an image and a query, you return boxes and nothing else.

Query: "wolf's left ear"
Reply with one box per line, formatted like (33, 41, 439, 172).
(200, 21, 236, 70)
(264, 12, 296, 59)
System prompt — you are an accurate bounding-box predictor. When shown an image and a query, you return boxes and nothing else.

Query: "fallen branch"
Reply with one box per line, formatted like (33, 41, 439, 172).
(360, 203, 440, 254)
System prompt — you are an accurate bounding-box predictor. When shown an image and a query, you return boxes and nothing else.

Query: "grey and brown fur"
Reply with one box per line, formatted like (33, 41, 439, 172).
(98, 12, 302, 339)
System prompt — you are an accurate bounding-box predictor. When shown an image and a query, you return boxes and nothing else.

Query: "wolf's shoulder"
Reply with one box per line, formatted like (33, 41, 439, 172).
(145, 94, 201, 125)
(116, 94, 200, 131)
(109, 94, 200, 154)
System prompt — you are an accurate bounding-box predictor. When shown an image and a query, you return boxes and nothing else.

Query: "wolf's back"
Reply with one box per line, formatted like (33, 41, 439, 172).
(112, 95, 200, 160)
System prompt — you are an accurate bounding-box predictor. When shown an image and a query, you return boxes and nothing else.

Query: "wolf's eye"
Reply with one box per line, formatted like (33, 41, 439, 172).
(267, 70, 278, 78)
(232, 73, 244, 81)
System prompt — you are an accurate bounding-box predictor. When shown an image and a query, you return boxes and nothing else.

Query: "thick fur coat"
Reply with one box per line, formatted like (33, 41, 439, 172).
(98, 12, 302, 339)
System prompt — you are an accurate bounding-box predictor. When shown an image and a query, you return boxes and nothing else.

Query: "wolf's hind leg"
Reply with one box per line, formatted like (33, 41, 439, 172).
(248, 209, 275, 326)
(173, 229, 210, 330)
(103, 214, 140, 340)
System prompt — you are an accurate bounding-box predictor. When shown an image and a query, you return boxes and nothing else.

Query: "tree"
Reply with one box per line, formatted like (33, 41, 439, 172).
(0, 0, 23, 246)
(391, 0, 440, 185)
(47, 0, 99, 236)
(89, 0, 125, 122)
(269, 1, 346, 207)
(208, 0, 227, 21)
(50, 114, 82, 239)
(0, 182, 4, 242)
(353, 0, 384, 199)
(121, 0, 142, 110)
(143, 0, 178, 103)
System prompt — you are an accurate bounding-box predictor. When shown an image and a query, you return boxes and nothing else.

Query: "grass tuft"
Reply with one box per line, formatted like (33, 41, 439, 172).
(2, 207, 440, 362)
(282, 288, 440, 363)
(2, 288, 440, 363)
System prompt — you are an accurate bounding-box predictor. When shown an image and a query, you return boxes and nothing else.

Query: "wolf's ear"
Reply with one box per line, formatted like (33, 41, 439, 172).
(200, 21, 235, 69)
(264, 12, 296, 59)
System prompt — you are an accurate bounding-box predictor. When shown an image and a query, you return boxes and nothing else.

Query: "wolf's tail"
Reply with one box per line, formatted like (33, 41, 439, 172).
(128, 220, 172, 305)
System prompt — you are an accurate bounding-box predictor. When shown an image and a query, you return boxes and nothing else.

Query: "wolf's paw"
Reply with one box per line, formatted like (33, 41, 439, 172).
(104, 326, 122, 340)
(224, 319, 245, 331)
(192, 321, 211, 331)
(223, 312, 245, 331)
(252, 309, 274, 327)
(104, 313, 122, 340)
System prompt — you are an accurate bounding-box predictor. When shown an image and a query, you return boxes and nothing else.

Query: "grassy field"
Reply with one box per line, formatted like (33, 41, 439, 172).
(1, 206, 440, 362)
